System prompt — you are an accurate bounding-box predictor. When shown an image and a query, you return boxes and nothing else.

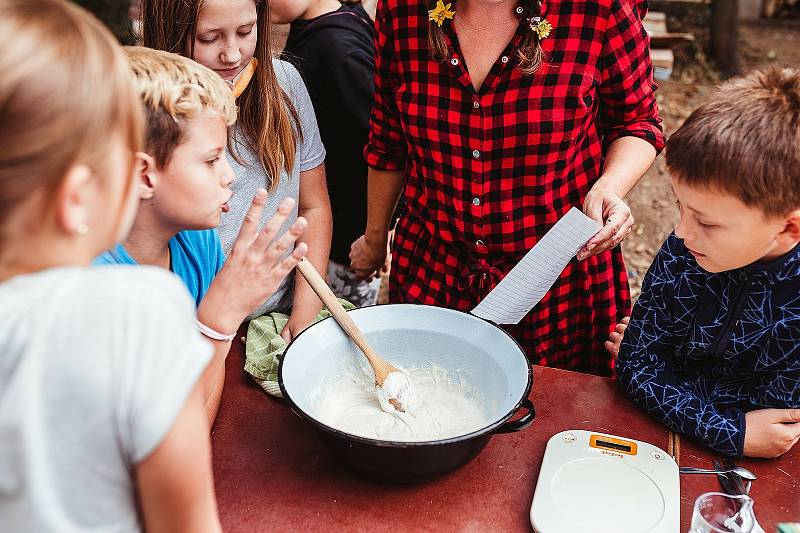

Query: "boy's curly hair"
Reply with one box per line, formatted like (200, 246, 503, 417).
(125, 46, 237, 169)
(667, 66, 800, 217)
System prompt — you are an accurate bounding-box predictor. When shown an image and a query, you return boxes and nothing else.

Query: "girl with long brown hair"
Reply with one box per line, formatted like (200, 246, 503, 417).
(0, 0, 221, 530)
(140, 0, 333, 341)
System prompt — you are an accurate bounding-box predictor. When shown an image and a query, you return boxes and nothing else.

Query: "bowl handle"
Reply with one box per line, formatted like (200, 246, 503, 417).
(492, 398, 536, 434)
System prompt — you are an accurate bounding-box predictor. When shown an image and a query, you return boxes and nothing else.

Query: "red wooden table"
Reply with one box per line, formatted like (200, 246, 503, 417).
(678, 434, 799, 529)
(211, 340, 799, 531)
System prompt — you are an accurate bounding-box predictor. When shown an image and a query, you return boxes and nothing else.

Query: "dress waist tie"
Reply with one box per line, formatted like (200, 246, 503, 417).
(458, 260, 504, 299)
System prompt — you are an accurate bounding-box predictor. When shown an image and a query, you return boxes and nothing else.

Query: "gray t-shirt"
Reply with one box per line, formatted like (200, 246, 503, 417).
(221, 58, 326, 317)
(0, 266, 212, 532)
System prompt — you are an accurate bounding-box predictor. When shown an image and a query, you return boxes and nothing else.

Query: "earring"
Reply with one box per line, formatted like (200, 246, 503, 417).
(77, 224, 89, 235)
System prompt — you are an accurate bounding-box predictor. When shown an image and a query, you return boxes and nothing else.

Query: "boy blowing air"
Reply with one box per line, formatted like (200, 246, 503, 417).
(617, 66, 800, 459)
(97, 47, 308, 426)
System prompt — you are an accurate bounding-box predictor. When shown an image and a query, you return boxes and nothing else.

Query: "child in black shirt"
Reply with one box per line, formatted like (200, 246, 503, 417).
(270, 0, 383, 306)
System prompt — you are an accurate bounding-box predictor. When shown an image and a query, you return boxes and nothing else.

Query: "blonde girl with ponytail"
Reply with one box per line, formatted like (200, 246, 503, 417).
(0, 0, 221, 530)
(140, 0, 333, 341)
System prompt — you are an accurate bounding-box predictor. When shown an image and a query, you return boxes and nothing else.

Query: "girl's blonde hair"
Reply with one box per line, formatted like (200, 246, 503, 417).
(0, 0, 143, 235)
(139, 0, 301, 191)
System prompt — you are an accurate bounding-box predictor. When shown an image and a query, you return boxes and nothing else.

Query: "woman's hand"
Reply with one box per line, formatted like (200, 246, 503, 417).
(577, 186, 634, 261)
(744, 409, 800, 458)
(350, 233, 389, 281)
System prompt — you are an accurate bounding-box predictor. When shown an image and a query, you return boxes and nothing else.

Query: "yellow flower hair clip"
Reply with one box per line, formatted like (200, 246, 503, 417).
(530, 16, 553, 39)
(429, 0, 455, 27)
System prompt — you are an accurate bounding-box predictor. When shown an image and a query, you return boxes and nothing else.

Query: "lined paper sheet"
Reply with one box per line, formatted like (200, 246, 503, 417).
(471, 207, 602, 324)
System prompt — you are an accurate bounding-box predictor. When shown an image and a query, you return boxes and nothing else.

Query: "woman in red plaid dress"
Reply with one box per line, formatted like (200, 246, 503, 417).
(350, 0, 664, 376)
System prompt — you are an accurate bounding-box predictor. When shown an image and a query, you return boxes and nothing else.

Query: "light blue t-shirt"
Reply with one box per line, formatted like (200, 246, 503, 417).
(94, 229, 225, 308)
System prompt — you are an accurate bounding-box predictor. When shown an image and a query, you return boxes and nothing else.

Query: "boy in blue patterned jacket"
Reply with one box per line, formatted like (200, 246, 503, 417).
(615, 66, 800, 458)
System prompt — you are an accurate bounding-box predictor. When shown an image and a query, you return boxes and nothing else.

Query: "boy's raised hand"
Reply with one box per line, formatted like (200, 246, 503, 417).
(743, 408, 800, 458)
(199, 190, 308, 336)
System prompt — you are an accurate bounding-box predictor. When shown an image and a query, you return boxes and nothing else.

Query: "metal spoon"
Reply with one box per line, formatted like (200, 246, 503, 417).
(679, 466, 757, 480)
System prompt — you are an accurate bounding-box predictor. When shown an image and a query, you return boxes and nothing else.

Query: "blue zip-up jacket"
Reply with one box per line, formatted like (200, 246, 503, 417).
(617, 234, 800, 457)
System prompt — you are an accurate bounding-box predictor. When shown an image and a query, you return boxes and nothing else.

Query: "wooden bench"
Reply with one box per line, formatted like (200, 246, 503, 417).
(644, 11, 696, 80)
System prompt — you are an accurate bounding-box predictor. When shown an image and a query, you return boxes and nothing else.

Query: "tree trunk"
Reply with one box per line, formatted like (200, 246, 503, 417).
(710, 0, 740, 76)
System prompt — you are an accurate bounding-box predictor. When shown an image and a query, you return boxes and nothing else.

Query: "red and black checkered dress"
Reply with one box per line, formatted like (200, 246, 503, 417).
(364, 0, 665, 376)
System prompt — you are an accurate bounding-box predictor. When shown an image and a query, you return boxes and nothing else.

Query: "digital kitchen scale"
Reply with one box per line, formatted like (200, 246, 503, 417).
(531, 430, 680, 533)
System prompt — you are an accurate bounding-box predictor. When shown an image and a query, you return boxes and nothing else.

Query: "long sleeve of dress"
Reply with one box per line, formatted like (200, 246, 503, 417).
(363, 1, 408, 171)
(617, 237, 746, 457)
(597, 0, 665, 152)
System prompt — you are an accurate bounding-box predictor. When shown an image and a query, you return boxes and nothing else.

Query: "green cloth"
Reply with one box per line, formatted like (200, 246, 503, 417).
(244, 299, 355, 397)
(778, 525, 800, 533)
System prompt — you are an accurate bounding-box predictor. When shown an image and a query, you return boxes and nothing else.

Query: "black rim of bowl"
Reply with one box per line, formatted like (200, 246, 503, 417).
(277, 303, 533, 448)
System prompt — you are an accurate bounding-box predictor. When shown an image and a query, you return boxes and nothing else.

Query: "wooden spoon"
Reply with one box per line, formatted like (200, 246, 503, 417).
(295, 258, 416, 413)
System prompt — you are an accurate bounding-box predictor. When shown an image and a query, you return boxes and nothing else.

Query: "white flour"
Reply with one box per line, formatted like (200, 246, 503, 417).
(376, 370, 423, 414)
(313, 365, 488, 442)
